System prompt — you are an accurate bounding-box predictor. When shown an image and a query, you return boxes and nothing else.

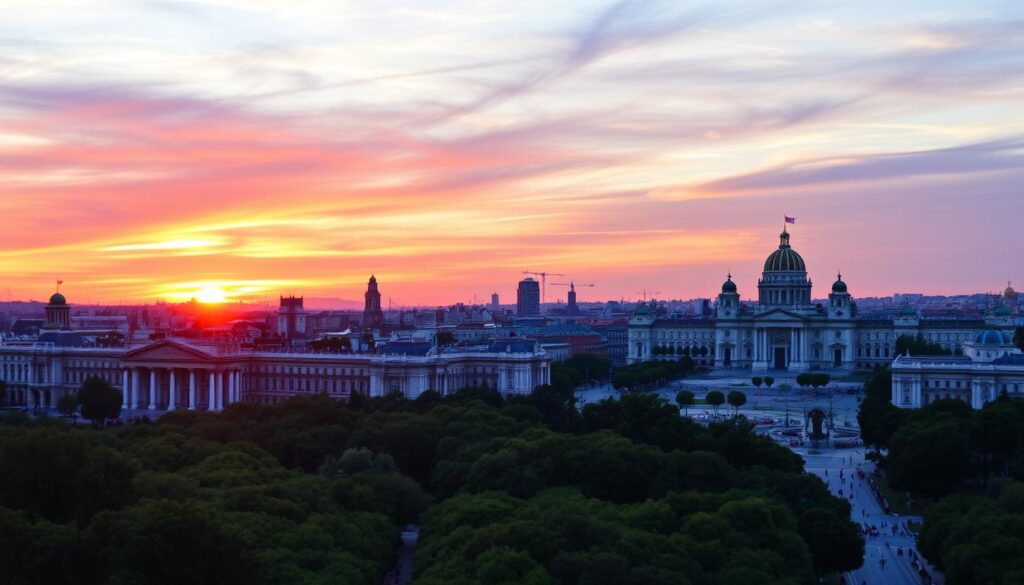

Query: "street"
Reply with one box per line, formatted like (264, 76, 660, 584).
(797, 447, 942, 585)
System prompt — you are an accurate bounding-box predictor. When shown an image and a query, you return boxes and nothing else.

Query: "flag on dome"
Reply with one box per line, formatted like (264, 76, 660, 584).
(784, 216, 796, 224)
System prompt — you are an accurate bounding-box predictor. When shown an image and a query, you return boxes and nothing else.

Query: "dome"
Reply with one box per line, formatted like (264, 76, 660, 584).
(721, 274, 737, 293)
(763, 229, 806, 272)
(898, 304, 916, 317)
(831, 272, 847, 293)
(993, 303, 1012, 317)
(1005, 282, 1016, 300)
(634, 303, 653, 316)
(975, 329, 1011, 345)
(48, 292, 66, 305)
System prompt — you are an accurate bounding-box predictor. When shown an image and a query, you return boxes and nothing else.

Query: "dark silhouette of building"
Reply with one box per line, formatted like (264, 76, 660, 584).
(277, 296, 306, 339)
(567, 283, 578, 316)
(517, 278, 540, 317)
(363, 275, 385, 328)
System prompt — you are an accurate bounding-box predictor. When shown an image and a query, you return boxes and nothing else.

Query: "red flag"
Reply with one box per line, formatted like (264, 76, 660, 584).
(784, 216, 796, 224)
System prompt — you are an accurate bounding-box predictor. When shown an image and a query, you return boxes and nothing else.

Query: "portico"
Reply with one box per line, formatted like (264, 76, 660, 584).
(121, 339, 245, 412)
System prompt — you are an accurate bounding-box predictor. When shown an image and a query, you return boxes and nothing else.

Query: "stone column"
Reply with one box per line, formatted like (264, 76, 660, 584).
(208, 370, 216, 411)
(122, 369, 130, 409)
(227, 370, 236, 405)
(188, 369, 196, 410)
(131, 368, 140, 409)
(168, 369, 177, 411)
(149, 369, 158, 410)
(236, 370, 243, 402)
(215, 371, 224, 411)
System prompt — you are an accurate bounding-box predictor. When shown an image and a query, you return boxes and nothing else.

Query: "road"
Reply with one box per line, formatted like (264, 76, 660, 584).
(797, 446, 942, 585)
(382, 526, 418, 585)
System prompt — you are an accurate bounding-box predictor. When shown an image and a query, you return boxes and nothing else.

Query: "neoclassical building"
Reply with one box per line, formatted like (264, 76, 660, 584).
(1, 337, 551, 412)
(1, 292, 551, 413)
(891, 330, 1024, 409)
(628, 228, 1015, 373)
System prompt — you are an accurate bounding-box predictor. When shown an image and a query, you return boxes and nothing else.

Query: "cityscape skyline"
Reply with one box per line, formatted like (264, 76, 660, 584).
(2, 1, 1023, 304)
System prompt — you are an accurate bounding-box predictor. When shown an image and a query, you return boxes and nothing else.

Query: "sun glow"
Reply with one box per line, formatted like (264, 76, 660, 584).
(195, 286, 228, 304)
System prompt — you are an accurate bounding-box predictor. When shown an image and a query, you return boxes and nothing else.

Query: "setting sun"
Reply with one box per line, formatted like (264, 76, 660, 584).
(195, 286, 228, 304)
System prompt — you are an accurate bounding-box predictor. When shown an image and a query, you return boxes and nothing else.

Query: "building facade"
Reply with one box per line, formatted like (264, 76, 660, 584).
(517, 278, 541, 317)
(891, 330, 1024, 409)
(1, 337, 551, 413)
(363, 275, 385, 329)
(628, 228, 1015, 372)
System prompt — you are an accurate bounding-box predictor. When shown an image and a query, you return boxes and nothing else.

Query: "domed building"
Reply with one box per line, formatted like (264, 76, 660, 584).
(43, 288, 70, 330)
(892, 328, 1024, 410)
(628, 226, 1016, 374)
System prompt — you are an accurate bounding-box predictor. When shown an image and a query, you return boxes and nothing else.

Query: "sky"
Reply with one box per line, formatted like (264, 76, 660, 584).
(1, 0, 1022, 306)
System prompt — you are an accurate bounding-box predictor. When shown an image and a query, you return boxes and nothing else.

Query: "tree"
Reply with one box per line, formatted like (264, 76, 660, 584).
(705, 391, 725, 415)
(675, 390, 695, 416)
(726, 391, 747, 417)
(56, 393, 78, 420)
(435, 331, 457, 346)
(763, 376, 774, 389)
(751, 376, 763, 388)
(895, 333, 952, 356)
(1015, 326, 1024, 352)
(798, 508, 864, 575)
(77, 376, 121, 427)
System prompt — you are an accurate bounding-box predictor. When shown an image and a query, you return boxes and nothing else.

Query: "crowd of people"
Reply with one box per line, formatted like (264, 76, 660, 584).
(824, 454, 936, 585)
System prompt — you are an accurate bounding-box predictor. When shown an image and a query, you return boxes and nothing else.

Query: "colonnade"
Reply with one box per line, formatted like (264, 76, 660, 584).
(121, 366, 243, 412)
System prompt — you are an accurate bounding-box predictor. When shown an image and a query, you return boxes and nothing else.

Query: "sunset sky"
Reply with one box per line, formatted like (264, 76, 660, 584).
(1, 0, 1022, 306)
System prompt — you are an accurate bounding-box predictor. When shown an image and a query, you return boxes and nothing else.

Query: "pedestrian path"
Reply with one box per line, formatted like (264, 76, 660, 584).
(797, 447, 943, 585)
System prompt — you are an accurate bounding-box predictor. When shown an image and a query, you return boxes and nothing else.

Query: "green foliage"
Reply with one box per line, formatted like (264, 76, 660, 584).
(675, 390, 694, 415)
(917, 486, 1024, 585)
(763, 377, 774, 388)
(795, 373, 831, 388)
(726, 391, 747, 416)
(1014, 327, 1024, 352)
(797, 508, 864, 575)
(611, 358, 695, 391)
(56, 392, 79, 418)
(705, 391, 725, 414)
(78, 376, 122, 426)
(0, 383, 862, 584)
(0, 400, 423, 585)
(751, 376, 763, 388)
(895, 333, 953, 356)
(414, 488, 820, 585)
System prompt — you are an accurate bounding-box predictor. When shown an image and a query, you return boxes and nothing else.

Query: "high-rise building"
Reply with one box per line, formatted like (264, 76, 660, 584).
(566, 283, 578, 316)
(491, 293, 500, 312)
(363, 275, 385, 329)
(277, 296, 306, 339)
(517, 278, 541, 317)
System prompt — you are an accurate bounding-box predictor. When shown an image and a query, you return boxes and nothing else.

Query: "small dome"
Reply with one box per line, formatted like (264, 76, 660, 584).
(634, 303, 653, 316)
(831, 273, 847, 293)
(722, 274, 737, 293)
(763, 229, 806, 272)
(898, 304, 916, 317)
(993, 303, 1012, 317)
(49, 292, 67, 305)
(1004, 282, 1016, 299)
(975, 329, 1011, 345)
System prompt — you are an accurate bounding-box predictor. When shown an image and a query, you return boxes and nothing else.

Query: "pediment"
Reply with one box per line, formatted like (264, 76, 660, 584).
(125, 339, 216, 362)
(755, 308, 809, 321)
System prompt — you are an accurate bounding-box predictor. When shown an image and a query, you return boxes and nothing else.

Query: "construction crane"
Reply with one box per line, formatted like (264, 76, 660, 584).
(636, 289, 662, 301)
(551, 282, 595, 291)
(522, 270, 566, 303)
